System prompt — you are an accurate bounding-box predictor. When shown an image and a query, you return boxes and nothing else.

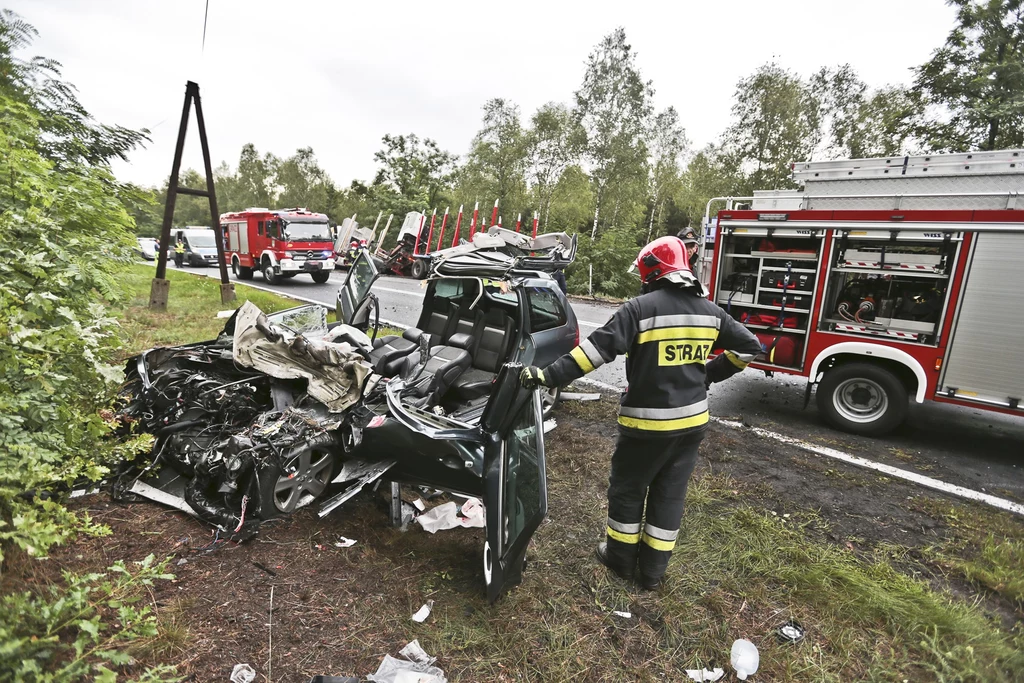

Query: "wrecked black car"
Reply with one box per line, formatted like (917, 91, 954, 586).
(116, 231, 577, 601)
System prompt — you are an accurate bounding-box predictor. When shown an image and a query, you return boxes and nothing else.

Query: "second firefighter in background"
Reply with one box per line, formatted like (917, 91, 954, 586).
(521, 236, 762, 590)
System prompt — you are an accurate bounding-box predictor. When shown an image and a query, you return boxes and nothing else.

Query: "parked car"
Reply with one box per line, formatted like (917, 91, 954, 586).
(115, 232, 578, 601)
(137, 237, 158, 260)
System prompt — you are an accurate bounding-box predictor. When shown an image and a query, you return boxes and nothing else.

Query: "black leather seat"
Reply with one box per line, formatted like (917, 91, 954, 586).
(451, 311, 515, 400)
(369, 303, 461, 377)
(402, 332, 474, 407)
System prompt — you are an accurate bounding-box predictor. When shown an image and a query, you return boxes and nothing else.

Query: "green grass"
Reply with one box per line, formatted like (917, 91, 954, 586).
(915, 498, 1024, 607)
(116, 264, 308, 354)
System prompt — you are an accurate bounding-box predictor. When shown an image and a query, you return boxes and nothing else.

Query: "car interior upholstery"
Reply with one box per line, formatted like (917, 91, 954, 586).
(367, 282, 519, 408)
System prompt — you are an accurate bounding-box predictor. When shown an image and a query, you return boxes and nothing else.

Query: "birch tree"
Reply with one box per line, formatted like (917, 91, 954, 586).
(574, 28, 653, 241)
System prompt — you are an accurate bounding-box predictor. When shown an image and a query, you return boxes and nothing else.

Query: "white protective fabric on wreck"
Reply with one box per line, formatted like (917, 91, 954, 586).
(232, 301, 373, 413)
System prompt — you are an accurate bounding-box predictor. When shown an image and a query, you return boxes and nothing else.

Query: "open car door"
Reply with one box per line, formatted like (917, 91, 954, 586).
(479, 363, 548, 603)
(336, 250, 380, 328)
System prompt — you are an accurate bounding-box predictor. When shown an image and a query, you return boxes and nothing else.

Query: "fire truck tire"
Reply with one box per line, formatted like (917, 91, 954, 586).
(232, 258, 254, 280)
(816, 362, 908, 437)
(410, 259, 428, 280)
(262, 261, 280, 285)
(311, 271, 331, 284)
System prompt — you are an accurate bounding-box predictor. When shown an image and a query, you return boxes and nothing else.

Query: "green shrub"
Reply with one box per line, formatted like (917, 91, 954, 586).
(0, 554, 179, 681)
(0, 13, 149, 565)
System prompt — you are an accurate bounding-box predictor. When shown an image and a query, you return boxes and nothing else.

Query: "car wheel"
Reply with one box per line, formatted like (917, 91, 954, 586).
(410, 259, 427, 280)
(238, 264, 254, 280)
(816, 362, 908, 436)
(231, 258, 239, 277)
(311, 271, 331, 284)
(256, 444, 334, 519)
(540, 385, 560, 419)
(262, 261, 280, 285)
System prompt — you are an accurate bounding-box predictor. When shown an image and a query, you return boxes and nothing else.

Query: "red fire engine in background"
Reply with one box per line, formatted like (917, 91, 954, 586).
(703, 149, 1024, 436)
(222, 208, 335, 284)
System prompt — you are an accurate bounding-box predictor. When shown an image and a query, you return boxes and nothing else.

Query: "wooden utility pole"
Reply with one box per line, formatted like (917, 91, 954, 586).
(150, 81, 235, 309)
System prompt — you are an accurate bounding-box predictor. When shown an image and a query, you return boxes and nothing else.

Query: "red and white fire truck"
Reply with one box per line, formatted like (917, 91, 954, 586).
(704, 149, 1024, 436)
(221, 208, 335, 284)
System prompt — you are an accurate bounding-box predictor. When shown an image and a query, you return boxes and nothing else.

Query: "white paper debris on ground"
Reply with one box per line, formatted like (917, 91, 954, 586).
(543, 418, 557, 434)
(335, 536, 357, 548)
(731, 639, 759, 680)
(366, 640, 447, 683)
(412, 498, 426, 512)
(415, 499, 485, 533)
(686, 668, 725, 682)
(216, 309, 235, 319)
(229, 663, 256, 683)
(411, 599, 434, 623)
(398, 640, 436, 666)
(69, 488, 100, 499)
(611, 611, 632, 618)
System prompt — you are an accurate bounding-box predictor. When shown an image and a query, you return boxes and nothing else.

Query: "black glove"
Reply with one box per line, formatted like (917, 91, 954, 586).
(520, 366, 549, 390)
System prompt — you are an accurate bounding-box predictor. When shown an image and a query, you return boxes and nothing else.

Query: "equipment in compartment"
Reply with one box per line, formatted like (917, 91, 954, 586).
(714, 233, 820, 368)
(754, 332, 802, 367)
(759, 292, 812, 309)
(824, 273, 946, 341)
(721, 272, 757, 304)
(761, 270, 813, 291)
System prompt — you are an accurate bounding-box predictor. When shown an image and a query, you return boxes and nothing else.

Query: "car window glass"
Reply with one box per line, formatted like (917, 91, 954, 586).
(503, 398, 542, 551)
(265, 304, 328, 336)
(527, 287, 567, 332)
(432, 278, 464, 303)
(484, 279, 517, 305)
(349, 255, 376, 303)
(432, 278, 480, 307)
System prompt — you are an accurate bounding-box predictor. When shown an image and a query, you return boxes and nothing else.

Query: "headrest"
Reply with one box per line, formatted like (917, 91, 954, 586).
(402, 327, 423, 343)
(447, 332, 473, 350)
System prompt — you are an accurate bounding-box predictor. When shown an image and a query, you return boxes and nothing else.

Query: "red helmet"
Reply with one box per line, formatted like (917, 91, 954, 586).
(634, 236, 692, 284)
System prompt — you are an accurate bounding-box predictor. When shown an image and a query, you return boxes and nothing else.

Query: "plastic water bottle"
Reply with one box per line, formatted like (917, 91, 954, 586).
(730, 639, 759, 680)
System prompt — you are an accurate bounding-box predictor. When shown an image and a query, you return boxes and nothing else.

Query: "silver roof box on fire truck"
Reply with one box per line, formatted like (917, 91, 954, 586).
(790, 149, 1024, 211)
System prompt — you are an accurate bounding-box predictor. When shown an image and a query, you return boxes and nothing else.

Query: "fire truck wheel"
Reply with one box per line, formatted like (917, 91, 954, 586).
(232, 258, 254, 280)
(410, 259, 428, 280)
(311, 271, 331, 284)
(262, 261, 280, 285)
(816, 362, 908, 437)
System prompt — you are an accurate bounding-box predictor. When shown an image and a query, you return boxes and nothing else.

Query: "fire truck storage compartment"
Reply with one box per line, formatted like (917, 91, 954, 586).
(939, 231, 1024, 409)
(715, 230, 822, 368)
(818, 230, 959, 345)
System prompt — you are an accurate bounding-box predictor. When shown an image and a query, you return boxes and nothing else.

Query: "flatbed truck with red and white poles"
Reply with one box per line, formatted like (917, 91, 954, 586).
(703, 149, 1024, 436)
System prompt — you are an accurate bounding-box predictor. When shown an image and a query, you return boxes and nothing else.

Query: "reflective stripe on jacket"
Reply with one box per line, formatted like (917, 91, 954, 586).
(544, 286, 762, 438)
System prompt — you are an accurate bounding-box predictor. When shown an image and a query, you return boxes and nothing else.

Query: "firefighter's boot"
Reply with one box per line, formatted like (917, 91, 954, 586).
(595, 542, 634, 581)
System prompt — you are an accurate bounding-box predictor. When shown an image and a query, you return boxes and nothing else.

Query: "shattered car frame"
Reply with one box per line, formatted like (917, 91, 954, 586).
(116, 231, 577, 601)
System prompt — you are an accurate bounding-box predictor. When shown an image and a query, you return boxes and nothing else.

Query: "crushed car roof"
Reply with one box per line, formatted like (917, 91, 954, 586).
(425, 227, 577, 279)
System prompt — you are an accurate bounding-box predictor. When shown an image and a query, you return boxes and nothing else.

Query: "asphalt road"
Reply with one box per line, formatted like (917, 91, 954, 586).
(170, 261, 1024, 502)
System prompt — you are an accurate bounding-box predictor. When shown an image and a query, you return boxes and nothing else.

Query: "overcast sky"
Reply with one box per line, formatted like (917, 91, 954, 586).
(10, 0, 956, 189)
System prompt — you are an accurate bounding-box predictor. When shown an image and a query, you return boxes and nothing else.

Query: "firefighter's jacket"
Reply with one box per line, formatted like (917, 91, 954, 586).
(544, 285, 763, 438)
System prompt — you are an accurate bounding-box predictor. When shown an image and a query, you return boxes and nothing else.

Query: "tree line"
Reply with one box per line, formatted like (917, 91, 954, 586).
(130, 0, 1024, 298)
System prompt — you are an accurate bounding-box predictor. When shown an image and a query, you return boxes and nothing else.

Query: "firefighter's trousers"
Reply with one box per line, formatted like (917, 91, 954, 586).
(604, 430, 704, 581)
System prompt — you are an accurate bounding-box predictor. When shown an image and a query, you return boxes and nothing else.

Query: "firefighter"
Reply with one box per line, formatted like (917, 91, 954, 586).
(520, 236, 762, 589)
(677, 228, 700, 277)
(173, 239, 185, 267)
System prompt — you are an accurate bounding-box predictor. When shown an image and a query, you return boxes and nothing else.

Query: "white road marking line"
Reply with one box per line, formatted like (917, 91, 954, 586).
(712, 418, 1024, 517)
(578, 320, 601, 328)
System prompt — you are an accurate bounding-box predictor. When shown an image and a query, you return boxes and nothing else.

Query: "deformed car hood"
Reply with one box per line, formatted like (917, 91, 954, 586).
(233, 301, 373, 413)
